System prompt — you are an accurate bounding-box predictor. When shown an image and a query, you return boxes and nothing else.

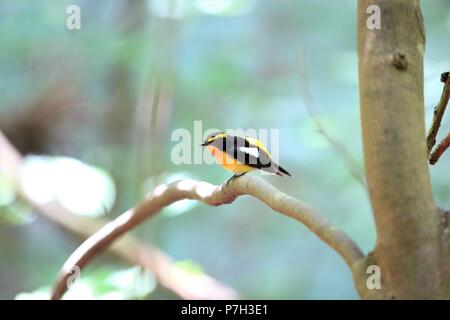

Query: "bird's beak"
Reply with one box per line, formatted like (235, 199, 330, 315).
(200, 141, 208, 147)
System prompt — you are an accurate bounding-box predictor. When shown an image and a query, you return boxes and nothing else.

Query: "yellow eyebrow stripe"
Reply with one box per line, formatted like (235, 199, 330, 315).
(208, 132, 227, 142)
(244, 137, 271, 157)
(214, 133, 227, 140)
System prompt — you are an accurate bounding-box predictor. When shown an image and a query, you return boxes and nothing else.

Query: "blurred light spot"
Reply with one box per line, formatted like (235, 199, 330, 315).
(194, 0, 256, 16)
(106, 266, 156, 298)
(20, 156, 116, 217)
(177, 179, 196, 191)
(21, 156, 56, 204)
(63, 280, 94, 300)
(153, 184, 168, 197)
(99, 291, 126, 300)
(195, 0, 233, 14)
(52, 157, 115, 217)
(15, 286, 50, 300)
(195, 181, 215, 198)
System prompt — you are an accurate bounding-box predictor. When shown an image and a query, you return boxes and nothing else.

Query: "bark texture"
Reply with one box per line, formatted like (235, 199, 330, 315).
(358, 0, 447, 298)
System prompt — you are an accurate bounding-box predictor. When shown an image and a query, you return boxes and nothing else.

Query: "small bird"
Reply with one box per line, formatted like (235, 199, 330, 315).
(200, 132, 291, 184)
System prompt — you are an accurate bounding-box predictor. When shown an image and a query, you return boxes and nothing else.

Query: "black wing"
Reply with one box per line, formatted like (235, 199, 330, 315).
(222, 135, 283, 175)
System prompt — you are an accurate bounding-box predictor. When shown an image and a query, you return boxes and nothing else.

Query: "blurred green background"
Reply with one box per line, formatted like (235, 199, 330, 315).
(0, 0, 449, 299)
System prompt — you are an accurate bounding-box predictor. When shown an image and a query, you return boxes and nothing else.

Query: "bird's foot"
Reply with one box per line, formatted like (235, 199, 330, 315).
(225, 173, 246, 188)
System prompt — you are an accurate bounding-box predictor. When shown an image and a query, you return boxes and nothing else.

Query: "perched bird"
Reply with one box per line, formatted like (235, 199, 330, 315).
(200, 132, 291, 184)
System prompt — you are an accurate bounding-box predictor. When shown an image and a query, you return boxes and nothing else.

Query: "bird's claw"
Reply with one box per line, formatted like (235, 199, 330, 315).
(225, 173, 246, 188)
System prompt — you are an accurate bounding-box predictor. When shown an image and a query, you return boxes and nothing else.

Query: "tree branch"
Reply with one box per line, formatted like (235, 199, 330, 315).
(0, 130, 238, 300)
(51, 176, 364, 300)
(427, 72, 450, 155)
(429, 131, 450, 165)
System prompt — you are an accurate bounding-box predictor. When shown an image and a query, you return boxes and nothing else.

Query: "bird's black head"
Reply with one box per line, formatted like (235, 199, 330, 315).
(200, 131, 226, 146)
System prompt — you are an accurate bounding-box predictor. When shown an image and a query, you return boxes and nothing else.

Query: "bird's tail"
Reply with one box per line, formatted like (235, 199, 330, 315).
(276, 165, 291, 177)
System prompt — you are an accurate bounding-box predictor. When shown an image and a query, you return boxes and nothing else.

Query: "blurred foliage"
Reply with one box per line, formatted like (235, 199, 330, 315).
(0, 0, 449, 299)
(16, 266, 156, 300)
(175, 259, 204, 275)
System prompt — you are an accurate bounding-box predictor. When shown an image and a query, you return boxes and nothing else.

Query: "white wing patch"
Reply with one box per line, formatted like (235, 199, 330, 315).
(238, 147, 259, 158)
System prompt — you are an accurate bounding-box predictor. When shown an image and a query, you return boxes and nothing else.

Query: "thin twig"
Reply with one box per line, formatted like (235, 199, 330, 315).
(50, 175, 364, 300)
(297, 48, 367, 189)
(429, 131, 450, 165)
(0, 131, 238, 300)
(427, 72, 450, 155)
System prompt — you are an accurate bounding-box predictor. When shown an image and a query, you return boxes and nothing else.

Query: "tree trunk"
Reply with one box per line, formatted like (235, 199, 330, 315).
(357, 0, 449, 299)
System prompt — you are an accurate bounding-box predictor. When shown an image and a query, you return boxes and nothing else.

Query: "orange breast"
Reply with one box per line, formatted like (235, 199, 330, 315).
(207, 145, 254, 174)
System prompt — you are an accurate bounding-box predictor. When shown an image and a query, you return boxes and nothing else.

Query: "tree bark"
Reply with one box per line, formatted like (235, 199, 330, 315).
(357, 0, 447, 298)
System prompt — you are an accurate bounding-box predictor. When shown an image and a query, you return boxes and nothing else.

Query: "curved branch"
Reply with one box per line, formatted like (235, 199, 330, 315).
(0, 130, 238, 300)
(51, 176, 364, 300)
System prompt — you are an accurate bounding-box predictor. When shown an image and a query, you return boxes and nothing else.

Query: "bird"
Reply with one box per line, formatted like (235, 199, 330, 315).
(200, 131, 291, 185)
